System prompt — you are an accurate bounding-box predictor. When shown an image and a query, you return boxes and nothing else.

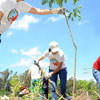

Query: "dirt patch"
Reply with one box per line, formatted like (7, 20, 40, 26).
(71, 95, 92, 100)
(71, 90, 93, 100)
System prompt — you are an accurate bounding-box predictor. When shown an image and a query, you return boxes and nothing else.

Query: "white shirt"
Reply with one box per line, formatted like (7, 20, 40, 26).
(0, 0, 32, 34)
(29, 64, 41, 80)
(42, 49, 66, 70)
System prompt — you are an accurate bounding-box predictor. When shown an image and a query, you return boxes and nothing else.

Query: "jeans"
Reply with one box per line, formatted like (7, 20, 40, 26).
(93, 69, 100, 95)
(49, 68, 67, 100)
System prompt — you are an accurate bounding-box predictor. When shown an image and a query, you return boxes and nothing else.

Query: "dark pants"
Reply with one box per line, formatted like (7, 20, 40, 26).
(49, 68, 67, 100)
(42, 93, 48, 99)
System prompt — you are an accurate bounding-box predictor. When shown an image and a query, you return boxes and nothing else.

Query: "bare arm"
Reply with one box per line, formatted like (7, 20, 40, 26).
(38, 56, 45, 62)
(16, 0, 24, 2)
(17, 0, 65, 15)
(0, 11, 4, 26)
(51, 62, 63, 75)
(29, 7, 53, 15)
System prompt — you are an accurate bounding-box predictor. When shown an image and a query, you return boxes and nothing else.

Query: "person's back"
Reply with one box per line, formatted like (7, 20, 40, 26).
(28, 64, 41, 92)
(29, 64, 41, 80)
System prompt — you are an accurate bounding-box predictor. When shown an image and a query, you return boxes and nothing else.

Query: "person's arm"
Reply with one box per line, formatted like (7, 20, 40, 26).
(51, 62, 63, 75)
(37, 50, 49, 62)
(29, 7, 65, 15)
(0, 11, 3, 42)
(29, 8, 53, 15)
(44, 62, 63, 80)
(38, 56, 45, 62)
(16, 0, 24, 2)
(0, 11, 4, 26)
(27, 70, 31, 85)
(17, 1, 65, 15)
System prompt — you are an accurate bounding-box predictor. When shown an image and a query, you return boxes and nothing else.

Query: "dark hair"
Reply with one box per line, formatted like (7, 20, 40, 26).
(48, 48, 51, 52)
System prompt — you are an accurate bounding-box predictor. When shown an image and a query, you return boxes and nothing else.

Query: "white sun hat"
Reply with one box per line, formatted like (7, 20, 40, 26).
(49, 41, 60, 53)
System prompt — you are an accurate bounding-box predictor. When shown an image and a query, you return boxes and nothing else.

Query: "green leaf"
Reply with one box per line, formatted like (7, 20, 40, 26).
(64, 0, 68, 3)
(68, 13, 71, 20)
(78, 16, 81, 20)
(49, 0, 55, 8)
(42, 0, 48, 5)
(56, 0, 59, 4)
(73, 12, 77, 17)
(73, 7, 78, 12)
(78, 5, 82, 9)
(71, 17, 74, 21)
(58, 0, 63, 7)
(73, 0, 77, 5)
(77, 10, 80, 15)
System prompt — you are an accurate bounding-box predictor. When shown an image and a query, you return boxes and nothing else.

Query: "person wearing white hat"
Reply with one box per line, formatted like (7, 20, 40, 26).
(0, 0, 65, 43)
(38, 41, 67, 100)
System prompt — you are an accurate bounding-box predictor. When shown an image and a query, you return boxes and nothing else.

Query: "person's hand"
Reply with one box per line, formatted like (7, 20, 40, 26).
(52, 7, 65, 15)
(44, 72, 52, 80)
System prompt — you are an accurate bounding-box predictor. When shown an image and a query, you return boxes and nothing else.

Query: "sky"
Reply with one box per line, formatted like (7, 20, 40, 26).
(0, 0, 100, 81)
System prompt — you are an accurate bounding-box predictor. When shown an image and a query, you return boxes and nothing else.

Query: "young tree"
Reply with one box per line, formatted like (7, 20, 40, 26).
(41, 0, 81, 98)
(41, 0, 82, 21)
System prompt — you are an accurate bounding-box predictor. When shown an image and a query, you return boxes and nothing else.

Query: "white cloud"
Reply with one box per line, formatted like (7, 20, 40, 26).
(10, 15, 40, 30)
(6, 31, 13, 38)
(11, 49, 18, 54)
(10, 58, 49, 69)
(77, 20, 89, 26)
(46, 15, 64, 22)
(20, 47, 41, 58)
(10, 58, 32, 67)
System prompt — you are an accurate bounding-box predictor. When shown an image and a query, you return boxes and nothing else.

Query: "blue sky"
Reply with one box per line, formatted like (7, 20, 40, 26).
(0, 0, 100, 80)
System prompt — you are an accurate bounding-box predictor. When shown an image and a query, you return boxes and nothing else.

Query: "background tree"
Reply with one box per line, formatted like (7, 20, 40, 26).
(76, 80, 98, 99)
(0, 69, 12, 89)
(0, 69, 12, 96)
(67, 77, 73, 96)
(19, 70, 29, 86)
